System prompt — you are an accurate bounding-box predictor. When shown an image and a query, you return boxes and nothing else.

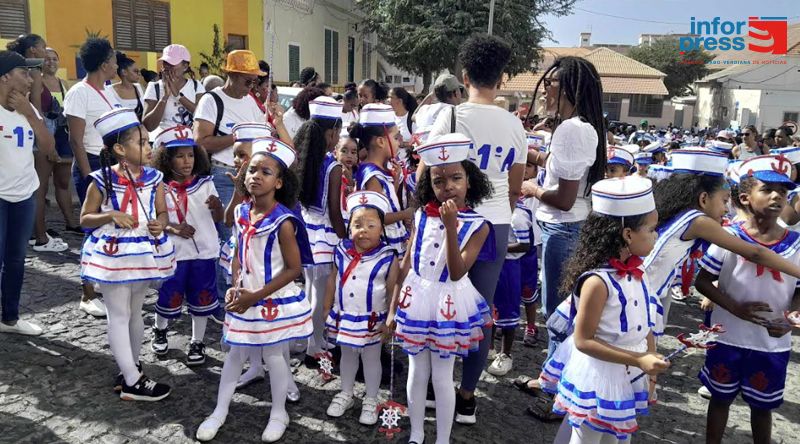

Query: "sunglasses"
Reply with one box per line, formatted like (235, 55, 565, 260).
(242, 77, 259, 87)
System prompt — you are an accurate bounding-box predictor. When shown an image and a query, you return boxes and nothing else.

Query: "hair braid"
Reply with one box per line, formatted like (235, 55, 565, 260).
(99, 147, 116, 205)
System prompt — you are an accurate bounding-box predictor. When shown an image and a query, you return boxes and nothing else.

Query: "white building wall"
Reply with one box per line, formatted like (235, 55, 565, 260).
(758, 90, 800, 131)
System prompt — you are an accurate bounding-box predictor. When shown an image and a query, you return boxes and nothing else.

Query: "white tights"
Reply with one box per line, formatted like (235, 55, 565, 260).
(304, 265, 331, 356)
(556, 416, 626, 444)
(212, 345, 291, 422)
(237, 344, 299, 394)
(407, 350, 455, 444)
(154, 313, 208, 343)
(339, 343, 382, 398)
(101, 282, 149, 386)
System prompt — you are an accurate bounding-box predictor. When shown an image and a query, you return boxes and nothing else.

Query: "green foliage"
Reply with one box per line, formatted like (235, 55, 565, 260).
(627, 39, 715, 97)
(355, 0, 575, 89)
(199, 24, 232, 77)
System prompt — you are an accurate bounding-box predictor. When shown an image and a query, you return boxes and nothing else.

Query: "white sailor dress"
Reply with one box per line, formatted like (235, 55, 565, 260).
(302, 152, 343, 265)
(324, 239, 396, 348)
(643, 209, 705, 335)
(223, 201, 314, 347)
(80, 167, 176, 284)
(394, 208, 493, 358)
(545, 267, 653, 440)
(355, 162, 409, 255)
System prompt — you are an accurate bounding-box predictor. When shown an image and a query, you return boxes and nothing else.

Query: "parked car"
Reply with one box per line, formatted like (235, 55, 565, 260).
(277, 86, 302, 111)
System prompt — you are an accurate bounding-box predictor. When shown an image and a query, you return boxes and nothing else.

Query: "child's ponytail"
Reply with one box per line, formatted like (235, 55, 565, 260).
(295, 118, 341, 208)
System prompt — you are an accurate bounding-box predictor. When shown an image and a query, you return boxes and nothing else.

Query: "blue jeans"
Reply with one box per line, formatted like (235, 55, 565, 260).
(460, 224, 509, 393)
(72, 153, 103, 205)
(539, 220, 583, 355)
(0, 195, 36, 322)
(212, 164, 236, 304)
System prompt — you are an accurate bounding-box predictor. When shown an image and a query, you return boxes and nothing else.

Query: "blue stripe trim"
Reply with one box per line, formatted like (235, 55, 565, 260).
(226, 306, 311, 323)
(606, 273, 628, 332)
(413, 212, 426, 275)
(366, 254, 393, 311)
(558, 378, 649, 410)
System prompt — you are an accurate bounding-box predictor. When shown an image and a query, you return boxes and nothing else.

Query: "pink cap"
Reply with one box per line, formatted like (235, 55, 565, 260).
(159, 44, 190, 65)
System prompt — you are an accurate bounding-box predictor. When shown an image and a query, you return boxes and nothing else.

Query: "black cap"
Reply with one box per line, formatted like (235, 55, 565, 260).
(0, 50, 43, 77)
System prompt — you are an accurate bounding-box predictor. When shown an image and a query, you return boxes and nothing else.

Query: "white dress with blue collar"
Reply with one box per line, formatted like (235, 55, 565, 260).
(81, 167, 176, 284)
(394, 208, 493, 358)
(223, 202, 314, 347)
(355, 162, 409, 254)
(302, 152, 343, 265)
(325, 239, 396, 348)
(542, 267, 652, 440)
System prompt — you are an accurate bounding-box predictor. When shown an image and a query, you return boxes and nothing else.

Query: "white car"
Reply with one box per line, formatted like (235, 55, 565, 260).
(276, 86, 302, 110)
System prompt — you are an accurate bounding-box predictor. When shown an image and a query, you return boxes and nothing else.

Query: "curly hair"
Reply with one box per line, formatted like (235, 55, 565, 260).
(459, 33, 511, 88)
(653, 174, 727, 225)
(237, 152, 299, 208)
(415, 161, 494, 208)
(151, 144, 212, 182)
(560, 212, 648, 295)
(294, 117, 342, 208)
(79, 38, 114, 73)
(291, 86, 325, 120)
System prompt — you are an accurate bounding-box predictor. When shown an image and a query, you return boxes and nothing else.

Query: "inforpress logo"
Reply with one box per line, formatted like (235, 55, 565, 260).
(679, 16, 788, 54)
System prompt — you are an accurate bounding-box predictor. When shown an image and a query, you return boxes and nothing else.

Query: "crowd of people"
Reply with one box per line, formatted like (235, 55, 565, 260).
(1, 30, 799, 444)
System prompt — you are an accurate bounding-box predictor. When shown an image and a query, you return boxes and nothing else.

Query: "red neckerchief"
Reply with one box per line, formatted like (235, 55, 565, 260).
(250, 91, 267, 114)
(340, 175, 350, 213)
(340, 244, 380, 288)
(423, 201, 469, 218)
(116, 174, 144, 228)
(238, 202, 277, 274)
(167, 178, 194, 223)
(680, 249, 704, 296)
(609, 256, 645, 280)
(85, 80, 114, 109)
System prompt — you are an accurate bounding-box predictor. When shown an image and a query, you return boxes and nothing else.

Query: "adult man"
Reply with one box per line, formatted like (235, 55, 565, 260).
(414, 73, 463, 129)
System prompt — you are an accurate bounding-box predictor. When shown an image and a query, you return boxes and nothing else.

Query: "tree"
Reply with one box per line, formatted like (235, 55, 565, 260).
(355, 0, 575, 92)
(199, 24, 232, 77)
(627, 39, 715, 97)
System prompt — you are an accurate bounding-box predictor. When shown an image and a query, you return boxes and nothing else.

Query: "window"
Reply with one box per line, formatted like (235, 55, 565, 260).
(324, 28, 339, 84)
(361, 40, 373, 80)
(402, 77, 411, 83)
(347, 37, 355, 83)
(0, 0, 29, 39)
(227, 34, 247, 50)
(385, 75, 393, 83)
(112, 0, 171, 52)
(603, 93, 622, 121)
(783, 112, 799, 123)
(288, 44, 300, 83)
(628, 94, 663, 118)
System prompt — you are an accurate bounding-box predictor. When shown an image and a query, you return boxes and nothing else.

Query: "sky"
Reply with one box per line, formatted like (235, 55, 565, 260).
(541, 0, 800, 47)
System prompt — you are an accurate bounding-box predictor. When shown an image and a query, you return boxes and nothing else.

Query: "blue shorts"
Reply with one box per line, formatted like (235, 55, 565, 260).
(494, 259, 521, 330)
(699, 342, 790, 410)
(519, 248, 539, 305)
(156, 259, 219, 318)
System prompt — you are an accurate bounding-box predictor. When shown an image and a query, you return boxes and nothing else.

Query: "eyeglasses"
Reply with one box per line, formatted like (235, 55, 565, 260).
(243, 77, 258, 87)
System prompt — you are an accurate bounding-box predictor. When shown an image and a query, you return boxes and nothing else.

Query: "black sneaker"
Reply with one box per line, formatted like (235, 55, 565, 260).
(120, 375, 171, 401)
(151, 328, 169, 356)
(186, 341, 206, 367)
(425, 381, 436, 409)
(455, 391, 477, 425)
(113, 362, 143, 393)
(304, 354, 320, 369)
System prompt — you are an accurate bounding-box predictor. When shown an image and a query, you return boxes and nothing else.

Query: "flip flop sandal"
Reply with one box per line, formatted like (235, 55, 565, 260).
(525, 397, 564, 423)
(513, 375, 552, 398)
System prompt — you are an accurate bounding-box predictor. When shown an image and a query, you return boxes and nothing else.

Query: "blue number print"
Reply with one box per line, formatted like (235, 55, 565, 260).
(501, 148, 516, 172)
(12, 126, 24, 147)
(476, 144, 491, 170)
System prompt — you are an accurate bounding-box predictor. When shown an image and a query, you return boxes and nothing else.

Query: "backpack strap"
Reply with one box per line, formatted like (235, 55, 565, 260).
(154, 82, 160, 101)
(450, 105, 456, 133)
(192, 79, 198, 94)
(208, 91, 225, 136)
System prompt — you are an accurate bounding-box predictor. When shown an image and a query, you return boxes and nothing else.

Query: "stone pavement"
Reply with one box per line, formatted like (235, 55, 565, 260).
(1, 211, 798, 444)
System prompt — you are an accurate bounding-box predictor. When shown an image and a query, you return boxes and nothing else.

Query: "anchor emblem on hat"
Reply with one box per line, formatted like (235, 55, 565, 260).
(771, 154, 791, 175)
(438, 146, 450, 161)
(261, 298, 279, 321)
(398, 286, 412, 309)
(267, 140, 278, 152)
(359, 194, 369, 205)
(175, 126, 190, 139)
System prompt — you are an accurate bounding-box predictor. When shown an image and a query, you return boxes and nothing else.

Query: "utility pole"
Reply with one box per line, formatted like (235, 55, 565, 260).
(488, 0, 496, 35)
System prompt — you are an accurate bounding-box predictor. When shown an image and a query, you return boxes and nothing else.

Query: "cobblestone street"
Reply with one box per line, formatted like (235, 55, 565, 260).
(1, 211, 798, 444)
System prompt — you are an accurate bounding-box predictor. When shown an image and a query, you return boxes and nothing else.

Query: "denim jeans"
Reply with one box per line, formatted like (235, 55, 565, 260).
(212, 164, 237, 303)
(72, 153, 103, 205)
(539, 220, 583, 355)
(0, 195, 36, 322)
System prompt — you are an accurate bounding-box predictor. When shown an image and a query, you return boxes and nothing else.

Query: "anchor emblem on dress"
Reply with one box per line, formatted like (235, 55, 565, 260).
(437, 147, 449, 161)
(440, 294, 456, 320)
(261, 298, 279, 321)
(102, 237, 119, 255)
(367, 311, 379, 331)
(359, 194, 369, 205)
(398, 286, 412, 309)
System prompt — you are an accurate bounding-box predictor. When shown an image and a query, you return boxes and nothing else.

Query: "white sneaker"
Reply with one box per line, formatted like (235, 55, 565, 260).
(670, 286, 688, 301)
(487, 353, 513, 376)
(80, 298, 107, 317)
(287, 388, 301, 403)
(0, 319, 43, 336)
(326, 392, 354, 417)
(197, 415, 226, 441)
(32, 236, 68, 252)
(261, 414, 289, 442)
(359, 397, 380, 425)
(697, 385, 712, 400)
(487, 348, 498, 361)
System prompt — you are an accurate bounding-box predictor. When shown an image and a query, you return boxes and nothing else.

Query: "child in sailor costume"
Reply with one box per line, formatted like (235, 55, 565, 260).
(540, 176, 668, 442)
(323, 191, 399, 425)
(80, 108, 176, 401)
(197, 137, 312, 443)
(387, 133, 494, 444)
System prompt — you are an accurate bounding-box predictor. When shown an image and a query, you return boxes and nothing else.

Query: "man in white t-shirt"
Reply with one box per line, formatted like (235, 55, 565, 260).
(414, 73, 463, 130)
(423, 34, 526, 427)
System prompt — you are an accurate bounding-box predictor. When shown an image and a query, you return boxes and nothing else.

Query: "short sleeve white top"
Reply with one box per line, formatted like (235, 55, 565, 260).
(194, 87, 265, 166)
(535, 117, 598, 224)
(282, 107, 306, 141)
(63, 81, 122, 156)
(143, 79, 205, 139)
(429, 103, 527, 225)
(0, 106, 42, 202)
(106, 83, 145, 117)
(164, 176, 220, 261)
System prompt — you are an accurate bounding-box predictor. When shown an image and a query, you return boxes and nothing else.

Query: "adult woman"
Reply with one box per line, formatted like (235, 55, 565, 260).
(282, 86, 326, 140)
(0, 50, 55, 336)
(6, 34, 46, 112)
(340, 83, 359, 129)
(143, 44, 204, 139)
(762, 128, 777, 150)
(389, 87, 417, 144)
(523, 56, 606, 353)
(357, 79, 388, 108)
(31, 48, 80, 253)
(108, 52, 144, 121)
(732, 125, 762, 160)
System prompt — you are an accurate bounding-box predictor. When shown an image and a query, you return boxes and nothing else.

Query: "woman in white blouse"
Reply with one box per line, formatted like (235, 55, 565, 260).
(108, 52, 144, 120)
